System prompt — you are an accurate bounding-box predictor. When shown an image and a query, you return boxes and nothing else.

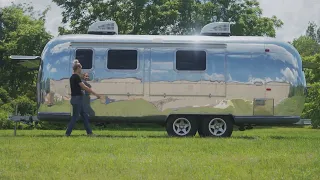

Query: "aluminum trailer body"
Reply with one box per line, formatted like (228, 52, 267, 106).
(11, 21, 307, 137)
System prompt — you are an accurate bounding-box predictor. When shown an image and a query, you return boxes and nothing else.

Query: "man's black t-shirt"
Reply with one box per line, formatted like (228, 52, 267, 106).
(82, 80, 91, 95)
(70, 74, 83, 96)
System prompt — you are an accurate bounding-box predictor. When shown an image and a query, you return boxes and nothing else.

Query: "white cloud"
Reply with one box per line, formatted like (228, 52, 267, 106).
(50, 68, 57, 73)
(46, 63, 51, 71)
(151, 62, 173, 70)
(281, 67, 298, 83)
(151, 69, 168, 73)
(259, 0, 320, 41)
(248, 76, 265, 84)
(247, 76, 277, 84)
(204, 73, 225, 81)
(0, 0, 13, 6)
(246, 70, 300, 84)
(266, 44, 298, 68)
(265, 77, 273, 82)
(50, 42, 70, 54)
(61, 56, 70, 63)
(0, 0, 63, 37)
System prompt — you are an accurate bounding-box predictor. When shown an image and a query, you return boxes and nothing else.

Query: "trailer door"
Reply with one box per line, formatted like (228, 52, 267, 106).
(226, 52, 273, 116)
(251, 53, 274, 116)
(263, 51, 293, 115)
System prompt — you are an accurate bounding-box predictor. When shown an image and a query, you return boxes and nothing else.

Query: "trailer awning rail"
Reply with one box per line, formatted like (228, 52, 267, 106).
(9, 55, 41, 70)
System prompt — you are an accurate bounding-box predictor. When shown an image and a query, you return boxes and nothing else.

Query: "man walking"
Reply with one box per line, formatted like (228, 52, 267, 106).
(82, 72, 96, 117)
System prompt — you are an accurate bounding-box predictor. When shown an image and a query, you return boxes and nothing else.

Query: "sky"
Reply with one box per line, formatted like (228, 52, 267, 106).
(1, 0, 320, 42)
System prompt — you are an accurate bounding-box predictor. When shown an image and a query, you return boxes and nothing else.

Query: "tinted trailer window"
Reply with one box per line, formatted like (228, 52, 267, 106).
(176, 50, 206, 71)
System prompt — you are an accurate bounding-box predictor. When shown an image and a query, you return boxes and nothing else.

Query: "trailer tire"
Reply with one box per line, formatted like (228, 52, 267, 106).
(200, 116, 233, 137)
(166, 116, 198, 137)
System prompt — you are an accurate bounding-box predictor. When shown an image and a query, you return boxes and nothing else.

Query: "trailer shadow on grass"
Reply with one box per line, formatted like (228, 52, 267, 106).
(1, 123, 313, 139)
(2, 132, 318, 141)
(39, 122, 310, 131)
(230, 135, 316, 140)
(8, 134, 170, 138)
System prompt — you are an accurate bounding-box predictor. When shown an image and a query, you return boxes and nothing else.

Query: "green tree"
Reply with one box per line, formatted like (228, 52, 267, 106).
(292, 22, 320, 128)
(0, 3, 52, 100)
(0, 3, 52, 123)
(209, 0, 283, 37)
(0, 87, 11, 105)
(0, 9, 3, 65)
(53, 0, 283, 37)
(292, 36, 320, 57)
(305, 21, 320, 43)
(302, 82, 320, 128)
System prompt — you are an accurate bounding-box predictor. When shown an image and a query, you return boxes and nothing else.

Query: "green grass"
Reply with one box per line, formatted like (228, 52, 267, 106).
(0, 127, 320, 179)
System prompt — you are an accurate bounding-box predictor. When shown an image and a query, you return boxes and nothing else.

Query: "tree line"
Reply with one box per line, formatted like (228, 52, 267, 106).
(0, 0, 319, 129)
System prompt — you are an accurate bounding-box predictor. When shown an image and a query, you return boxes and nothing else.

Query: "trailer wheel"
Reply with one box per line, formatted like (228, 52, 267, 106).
(166, 116, 198, 137)
(200, 116, 233, 137)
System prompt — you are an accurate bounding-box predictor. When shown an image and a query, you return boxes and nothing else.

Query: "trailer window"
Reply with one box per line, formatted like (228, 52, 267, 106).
(75, 49, 93, 69)
(176, 50, 206, 71)
(107, 50, 138, 70)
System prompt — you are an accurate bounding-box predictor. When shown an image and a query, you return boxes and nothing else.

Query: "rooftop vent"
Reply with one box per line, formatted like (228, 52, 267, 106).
(200, 22, 231, 36)
(87, 20, 118, 35)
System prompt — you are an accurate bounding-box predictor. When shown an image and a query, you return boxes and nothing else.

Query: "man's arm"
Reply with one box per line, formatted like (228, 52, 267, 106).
(75, 75, 99, 98)
(79, 82, 99, 98)
(83, 81, 92, 88)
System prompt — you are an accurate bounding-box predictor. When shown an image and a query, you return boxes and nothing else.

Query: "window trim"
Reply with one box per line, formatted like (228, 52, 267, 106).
(174, 49, 207, 72)
(105, 48, 140, 72)
(74, 48, 95, 70)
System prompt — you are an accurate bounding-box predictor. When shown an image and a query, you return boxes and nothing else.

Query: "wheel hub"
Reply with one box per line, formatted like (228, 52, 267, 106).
(208, 118, 227, 136)
(173, 118, 191, 136)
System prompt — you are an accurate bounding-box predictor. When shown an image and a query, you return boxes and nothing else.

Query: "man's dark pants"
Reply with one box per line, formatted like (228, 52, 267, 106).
(65, 95, 92, 135)
(82, 94, 96, 117)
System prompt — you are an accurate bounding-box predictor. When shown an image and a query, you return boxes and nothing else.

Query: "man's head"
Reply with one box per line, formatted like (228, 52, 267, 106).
(72, 59, 82, 74)
(83, 73, 89, 81)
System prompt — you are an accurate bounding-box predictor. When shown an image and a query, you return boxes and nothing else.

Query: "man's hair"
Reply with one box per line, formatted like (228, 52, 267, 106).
(72, 59, 82, 71)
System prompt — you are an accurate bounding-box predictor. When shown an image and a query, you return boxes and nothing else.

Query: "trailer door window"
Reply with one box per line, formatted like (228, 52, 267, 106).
(75, 49, 93, 69)
(107, 50, 138, 70)
(176, 50, 206, 71)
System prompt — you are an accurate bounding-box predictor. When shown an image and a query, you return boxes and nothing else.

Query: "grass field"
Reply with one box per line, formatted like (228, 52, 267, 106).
(0, 126, 319, 180)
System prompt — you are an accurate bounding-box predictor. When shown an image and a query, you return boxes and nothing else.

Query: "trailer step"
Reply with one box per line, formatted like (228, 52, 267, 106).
(294, 119, 311, 125)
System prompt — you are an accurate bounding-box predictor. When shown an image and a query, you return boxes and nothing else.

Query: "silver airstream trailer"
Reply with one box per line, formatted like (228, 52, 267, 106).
(10, 20, 307, 137)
